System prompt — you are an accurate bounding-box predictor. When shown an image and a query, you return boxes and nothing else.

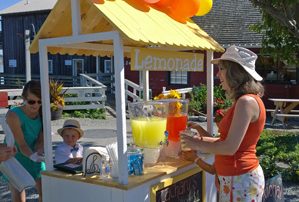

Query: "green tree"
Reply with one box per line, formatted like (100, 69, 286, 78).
(250, 0, 299, 64)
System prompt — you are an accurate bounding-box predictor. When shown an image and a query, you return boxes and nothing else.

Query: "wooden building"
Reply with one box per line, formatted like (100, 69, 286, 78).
(1, 0, 298, 108)
(0, 0, 211, 97)
(0, 0, 101, 88)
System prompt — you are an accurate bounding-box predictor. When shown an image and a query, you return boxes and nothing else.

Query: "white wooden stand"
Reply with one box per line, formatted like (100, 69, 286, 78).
(42, 156, 215, 202)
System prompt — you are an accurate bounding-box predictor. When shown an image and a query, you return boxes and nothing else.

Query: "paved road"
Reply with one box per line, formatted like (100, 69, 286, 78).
(1, 116, 298, 201)
(1, 115, 298, 155)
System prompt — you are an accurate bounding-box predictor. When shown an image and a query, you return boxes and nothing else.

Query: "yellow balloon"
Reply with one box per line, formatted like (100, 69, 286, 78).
(196, 0, 213, 16)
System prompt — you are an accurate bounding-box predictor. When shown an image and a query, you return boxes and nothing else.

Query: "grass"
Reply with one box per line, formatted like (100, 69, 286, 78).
(257, 130, 299, 182)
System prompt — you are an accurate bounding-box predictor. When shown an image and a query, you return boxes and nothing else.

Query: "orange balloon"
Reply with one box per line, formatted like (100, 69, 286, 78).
(154, 0, 173, 8)
(168, 0, 200, 22)
(144, 0, 160, 4)
(91, 0, 104, 4)
(125, 0, 150, 11)
(196, 0, 213, 16)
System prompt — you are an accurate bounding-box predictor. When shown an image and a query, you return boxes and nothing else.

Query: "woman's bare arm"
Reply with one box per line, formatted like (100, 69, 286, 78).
(35, 131, 44, 155)
(6, 111, 34, 158)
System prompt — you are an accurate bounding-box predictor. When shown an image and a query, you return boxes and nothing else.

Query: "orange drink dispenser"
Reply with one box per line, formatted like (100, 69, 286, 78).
(162, 99, 189, 157)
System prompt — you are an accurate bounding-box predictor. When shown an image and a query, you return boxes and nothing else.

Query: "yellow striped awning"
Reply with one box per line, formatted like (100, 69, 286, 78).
(30, 0, 224, 56)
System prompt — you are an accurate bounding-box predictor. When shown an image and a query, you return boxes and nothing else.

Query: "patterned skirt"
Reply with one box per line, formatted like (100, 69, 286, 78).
(218, 165, 265, 202)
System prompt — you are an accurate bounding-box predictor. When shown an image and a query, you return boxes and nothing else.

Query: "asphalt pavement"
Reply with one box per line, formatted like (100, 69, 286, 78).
(1, 115, 299, 201)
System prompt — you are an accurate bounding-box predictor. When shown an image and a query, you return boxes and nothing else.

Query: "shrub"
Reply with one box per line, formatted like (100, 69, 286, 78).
(188, 84, 232, 114)
(63, 108, 106, 119)
(50, 80, 66, 111)
(257, 130, 299, 182)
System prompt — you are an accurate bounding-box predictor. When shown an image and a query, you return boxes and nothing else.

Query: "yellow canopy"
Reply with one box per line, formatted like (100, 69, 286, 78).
(30, 0, 224, 56)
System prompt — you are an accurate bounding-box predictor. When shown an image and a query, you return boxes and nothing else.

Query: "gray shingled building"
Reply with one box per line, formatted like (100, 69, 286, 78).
(192, 0, 263, 48)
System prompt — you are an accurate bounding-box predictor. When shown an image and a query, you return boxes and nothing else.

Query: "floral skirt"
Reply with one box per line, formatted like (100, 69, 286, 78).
(218, 165, 265, 202)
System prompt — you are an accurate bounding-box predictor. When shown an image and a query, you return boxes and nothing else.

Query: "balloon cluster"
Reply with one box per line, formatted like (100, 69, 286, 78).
(143, 0, 213, 23)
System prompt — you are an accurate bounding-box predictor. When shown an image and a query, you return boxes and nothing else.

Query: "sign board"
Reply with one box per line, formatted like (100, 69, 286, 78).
(262, 174, 284, 202)
(8, 59, 17, 68)
(151, 167, 204, 202)
(131, 48, 204, 72)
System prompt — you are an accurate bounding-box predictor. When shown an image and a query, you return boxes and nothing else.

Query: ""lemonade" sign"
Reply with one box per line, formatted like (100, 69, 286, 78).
(131, 48, 204, 72)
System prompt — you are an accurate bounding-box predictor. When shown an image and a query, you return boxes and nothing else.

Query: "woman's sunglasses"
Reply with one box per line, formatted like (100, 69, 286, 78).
(27, 99, 42, 105)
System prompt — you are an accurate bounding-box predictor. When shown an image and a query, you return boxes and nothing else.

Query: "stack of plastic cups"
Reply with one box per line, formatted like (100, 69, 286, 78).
(127, 145, 144, 175)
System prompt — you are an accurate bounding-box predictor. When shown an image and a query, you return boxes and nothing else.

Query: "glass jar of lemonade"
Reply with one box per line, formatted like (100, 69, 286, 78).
(128, 101, 168, 148)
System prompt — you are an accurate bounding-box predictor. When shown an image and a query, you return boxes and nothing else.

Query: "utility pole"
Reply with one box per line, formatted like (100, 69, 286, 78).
(25, 29, 31, 82)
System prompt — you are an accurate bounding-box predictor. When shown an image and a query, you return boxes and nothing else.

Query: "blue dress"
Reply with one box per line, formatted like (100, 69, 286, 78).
(8, 107, 46, 179)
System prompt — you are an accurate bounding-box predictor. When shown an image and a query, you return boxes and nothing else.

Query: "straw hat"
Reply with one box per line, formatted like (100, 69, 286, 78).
(211, 45, 263, 81)
(57, 119, 84, 138)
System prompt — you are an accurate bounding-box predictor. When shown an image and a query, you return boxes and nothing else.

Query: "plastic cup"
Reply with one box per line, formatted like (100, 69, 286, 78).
(164, 140, 181, 158)
(127, 147, 144, 176)
(143, 147, 161, 165)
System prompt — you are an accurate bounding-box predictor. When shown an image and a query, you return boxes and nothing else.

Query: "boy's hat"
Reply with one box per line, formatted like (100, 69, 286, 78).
(211, 45, 263, 81)
(57, 119, 84, 138)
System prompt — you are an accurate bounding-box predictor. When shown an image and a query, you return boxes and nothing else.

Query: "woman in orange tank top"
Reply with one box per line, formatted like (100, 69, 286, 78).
(181, 45, 266, 202)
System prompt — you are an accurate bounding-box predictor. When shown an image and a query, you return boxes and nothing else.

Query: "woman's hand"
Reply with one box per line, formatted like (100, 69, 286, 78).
(181, 150, 197, 162)
(65, 158, 83, 165)
(0, 144, 16, 162)
(30, 152, 45, 162)
(187, 121, 212, 137)
(187, 121, 199, 130)
(181, 133, 202, 151)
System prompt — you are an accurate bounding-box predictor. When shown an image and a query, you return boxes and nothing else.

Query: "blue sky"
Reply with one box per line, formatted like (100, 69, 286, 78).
(0, 0, 21, 11)
(0, 0, 21, 31)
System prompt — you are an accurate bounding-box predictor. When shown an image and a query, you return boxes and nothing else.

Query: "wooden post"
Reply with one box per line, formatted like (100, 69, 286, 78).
(113, 32, 128, 185)
(142, 70, 149, 101)
(39, 40, 53, 170)
(206, 50, 217, 202)
(25, 30, 31, 82)
(71, 0, 81, 36)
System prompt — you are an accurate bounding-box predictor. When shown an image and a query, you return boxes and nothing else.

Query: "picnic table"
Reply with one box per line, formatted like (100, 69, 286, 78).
(268, 98, 299, 125)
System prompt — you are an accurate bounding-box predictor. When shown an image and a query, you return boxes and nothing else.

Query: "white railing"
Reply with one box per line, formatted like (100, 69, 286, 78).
(80, 74, 107, 88)
(162, 86, 193, 99)
(63, 86, 106, 110)
(0, 86, 107, 111)
(0, 77, 153, 111)
(125, 79, 144, 103)
(84, 72, 114, 93)
(0, 89, 23, 106)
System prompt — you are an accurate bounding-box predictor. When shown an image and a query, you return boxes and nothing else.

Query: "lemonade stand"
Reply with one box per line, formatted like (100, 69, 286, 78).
(30, 0, 224, 201)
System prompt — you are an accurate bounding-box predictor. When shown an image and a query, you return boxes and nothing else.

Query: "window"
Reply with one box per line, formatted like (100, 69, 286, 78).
(48, 60, 53, 74)
(104, 60, 112, 73)
(72, 59, 84, 76)
(170, 71, 188, 84)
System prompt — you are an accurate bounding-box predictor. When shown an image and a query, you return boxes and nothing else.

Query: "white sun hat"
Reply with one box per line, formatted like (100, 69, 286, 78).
(57, 119, 84, 138)
(211, 45, 263, 81)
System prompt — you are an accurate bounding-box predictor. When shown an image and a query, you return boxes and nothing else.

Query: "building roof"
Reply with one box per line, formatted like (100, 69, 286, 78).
(192, 0, 263, 48)
(0, 0, 57, 15)
(30, 0, 224, 56)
